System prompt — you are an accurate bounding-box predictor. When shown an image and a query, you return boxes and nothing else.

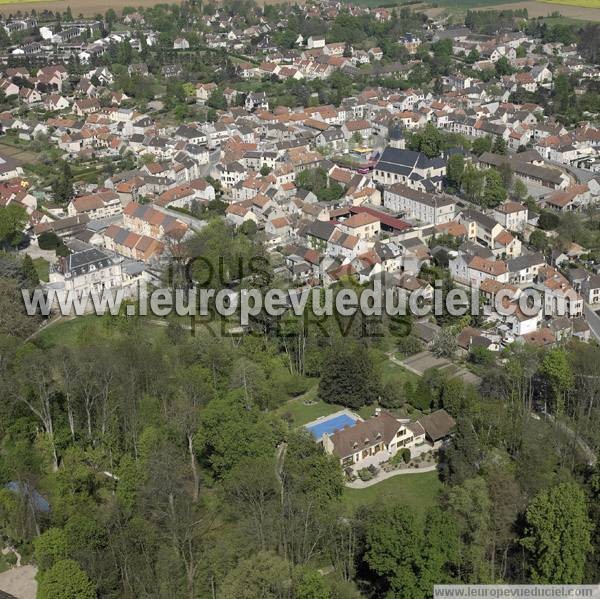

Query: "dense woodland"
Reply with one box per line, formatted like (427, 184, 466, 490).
(0, 220, 598, 598)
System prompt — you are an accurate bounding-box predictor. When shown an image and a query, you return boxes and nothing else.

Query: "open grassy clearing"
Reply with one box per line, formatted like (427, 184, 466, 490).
(342, 470, 442, 519)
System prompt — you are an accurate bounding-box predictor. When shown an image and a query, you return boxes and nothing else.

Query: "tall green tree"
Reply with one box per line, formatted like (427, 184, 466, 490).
(446, 154, 464, 188)
(37, 559, 96, 599)
(0, 204, 27, 248)
(521, 482, 593, 583)
(363, 503, 421, 596)
(318, 342, 380, 409)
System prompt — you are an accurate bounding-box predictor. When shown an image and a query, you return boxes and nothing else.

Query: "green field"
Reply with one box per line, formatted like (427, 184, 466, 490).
(342, 470, 442, 519)
(542, 0, 600, 7)
(34, 314, 169, 348)
(427, 0, 527, 6)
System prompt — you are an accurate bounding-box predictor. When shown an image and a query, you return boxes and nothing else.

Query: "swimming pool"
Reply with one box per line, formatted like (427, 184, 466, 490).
(305, 413, 358, 440)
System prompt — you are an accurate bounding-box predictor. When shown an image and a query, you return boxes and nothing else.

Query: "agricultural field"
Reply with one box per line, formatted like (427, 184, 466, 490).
(0, 141, 37, 164)
(0, 0, 173, 16)
(542, 0, 600, 7)
(430, 0, 525, 6)
(469, 0, 600, 18)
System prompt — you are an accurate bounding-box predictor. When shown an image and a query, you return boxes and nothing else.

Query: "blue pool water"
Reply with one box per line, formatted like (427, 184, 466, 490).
(306, 414, 357, 439)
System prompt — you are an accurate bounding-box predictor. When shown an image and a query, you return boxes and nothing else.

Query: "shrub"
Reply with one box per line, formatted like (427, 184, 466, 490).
(400, 447, 411, 463)
(379, 380, 404, 409)
(397, 336, 423, 357)
(38, 232, 61, 250)
(357, 468, 373, 481)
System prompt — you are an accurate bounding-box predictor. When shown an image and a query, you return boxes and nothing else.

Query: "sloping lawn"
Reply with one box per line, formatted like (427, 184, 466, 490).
(342, 471, 442, 520)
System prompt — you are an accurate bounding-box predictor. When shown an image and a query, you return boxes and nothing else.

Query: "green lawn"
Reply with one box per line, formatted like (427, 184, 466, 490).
(34, 314, 167, 348)
(379, 359, 419, 387)
(33, 257, 49, 282)
(278, 386, 342, 426)
(343, 470, 442, 520)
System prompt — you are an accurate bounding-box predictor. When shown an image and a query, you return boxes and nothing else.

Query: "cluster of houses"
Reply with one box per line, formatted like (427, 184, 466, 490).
(0, 3, 595, 341)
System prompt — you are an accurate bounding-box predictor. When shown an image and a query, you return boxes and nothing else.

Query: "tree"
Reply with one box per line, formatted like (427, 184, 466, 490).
(418, 507, 460, 591)
(529, 229, 547, 251)
(521, 483, 592, 583)
(0, 204, 27, 248)
(512, 178, 528, 201)
(38, 232, 62, 250)
(472, 136, 492, 156)
(492, 136, 508, 155)
(446, 154, 464, 188)
(540, 348, 573, 415)
(318, 342, 380, 409)
(105, 8, 117, 28)
(446, 477, 492, 582)
(219, 551, 290, 598)
(51, 161, 73, 203)
(223, 456, 277, 551)
(432, 327, 457, 359)
(34, 528, 69, 571)
(12, 347, 62, 470)
(466, 48, 480, 64)
(21, 254, 39, 287)
(408, 123, 443, 158)
(295, 569, 330, 599)
(469, 346, 494, 366)
(0, 278, 41, 338)
(38, 559, 96, 599)
(538, 210, 559, 231)
(207, 89, 227, 110)
(483, 169, 507, 208)
(495, 56, 512, 76)
(485, 463, 523, 580)
(363, 504, 421, 595)
(461, 164, 484, 202)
